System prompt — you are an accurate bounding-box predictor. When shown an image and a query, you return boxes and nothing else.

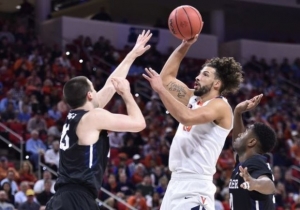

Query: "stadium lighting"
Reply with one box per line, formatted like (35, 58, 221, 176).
(66, 51, 70, 55)
(79, 59, 83, 63)
(16, 5, 21, 9)
(135, 93, 139, 97)
(8, 144, 12, 147)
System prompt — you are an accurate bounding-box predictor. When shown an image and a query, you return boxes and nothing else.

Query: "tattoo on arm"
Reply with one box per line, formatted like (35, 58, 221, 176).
(167, 82, 187, 98)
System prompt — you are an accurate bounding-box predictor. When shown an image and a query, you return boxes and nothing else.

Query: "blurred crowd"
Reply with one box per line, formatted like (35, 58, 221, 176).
(0, 11, 300, 210)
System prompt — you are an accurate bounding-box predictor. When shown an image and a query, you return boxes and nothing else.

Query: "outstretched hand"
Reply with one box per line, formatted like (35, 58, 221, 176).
(131, 30, 152, 57)
(142, 68, 164, 93)
(239, 166, 255, 191)
(234, 94, 263, 114)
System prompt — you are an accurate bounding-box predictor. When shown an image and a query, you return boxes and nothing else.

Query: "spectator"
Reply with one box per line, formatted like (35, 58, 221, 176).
(25, 130, 47, 170)
(26, 111, 47, 133)
(118, 172, 135, 196)
(0, 102, 16, 122)
(108, 132, 124, 149)
(0, 190, 14, 210)
(14, 181, 29, 208)
(44, 140, 60, 172)
(19, 0, 34, 16)
(0, 182, 14, 204)
(150, 166, 165, 187)
(33, 171, 55, 194)
(47, 120, 62, 139)
(36, 179, 54, 206)
(17, 105, 31, 124)
(18, 161, 37, 186)
(127, 189, 147, 210)
(0, 156, 9, 180)
(47, 105, 62, 121)
(136, 175, 154, 197)
(1, 170, 18, 196)
(102, 174, 120, 201)
(9, 81, 25, 102)
(91, 7, 112, 22)
(0, 90, 17, 113)
(128, 154, 144, 178)
(155, 176, 168, 198)
(143, 147, 162, 169)
(290, 138, 300, 165)
(18, 189, 40, 210)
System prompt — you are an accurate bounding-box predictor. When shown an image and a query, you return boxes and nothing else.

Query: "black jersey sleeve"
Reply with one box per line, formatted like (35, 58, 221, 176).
(242, 155, 274, 200)
(243, 156, 272, 180)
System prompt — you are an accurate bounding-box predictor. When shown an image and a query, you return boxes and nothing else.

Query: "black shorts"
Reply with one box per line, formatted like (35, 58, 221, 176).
(45, 184, 100, 210)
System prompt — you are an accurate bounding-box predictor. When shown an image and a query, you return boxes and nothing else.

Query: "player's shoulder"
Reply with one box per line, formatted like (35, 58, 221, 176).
(206, 96, 230, 108)
(243, 154, 269, 169)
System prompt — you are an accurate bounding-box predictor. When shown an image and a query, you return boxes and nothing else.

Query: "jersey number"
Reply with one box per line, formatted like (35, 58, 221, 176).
(60, 124, 70, 150)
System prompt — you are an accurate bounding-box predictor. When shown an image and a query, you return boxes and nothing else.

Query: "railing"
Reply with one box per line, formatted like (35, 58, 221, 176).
(0, 123, 24, 168)
(39, 160, 137, 210)
(291, 165, 300, 184)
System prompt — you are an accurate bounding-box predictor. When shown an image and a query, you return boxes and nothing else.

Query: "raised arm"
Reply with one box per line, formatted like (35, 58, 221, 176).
(160, 36, 199, 105)
(97, 30, 152, 108)
(232, 94, 263, 142)
(95, 77, 145, 132)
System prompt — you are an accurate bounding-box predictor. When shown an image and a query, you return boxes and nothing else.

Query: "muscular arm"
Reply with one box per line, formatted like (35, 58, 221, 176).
(157, 87, 230, 126)
(251, 175, 276, 195)
(160, 43, 194, 105)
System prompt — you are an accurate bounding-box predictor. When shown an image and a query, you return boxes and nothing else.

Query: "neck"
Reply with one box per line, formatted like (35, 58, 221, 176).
(197, 92, 220, 104)
(74, 103, 94, 111)
(237, 150, 259, 162)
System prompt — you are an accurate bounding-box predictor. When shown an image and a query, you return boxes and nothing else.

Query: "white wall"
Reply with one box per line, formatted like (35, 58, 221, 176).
(220, 39, 300, 64)
(235, 0, 300, 8)
(41, 17, 218, 59)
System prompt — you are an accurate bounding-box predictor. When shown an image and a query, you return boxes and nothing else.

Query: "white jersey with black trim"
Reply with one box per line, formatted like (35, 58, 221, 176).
(169, 96, 233, 176)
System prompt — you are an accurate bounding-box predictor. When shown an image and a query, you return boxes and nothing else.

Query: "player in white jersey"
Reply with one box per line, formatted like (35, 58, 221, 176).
(143, 35, 243, 210)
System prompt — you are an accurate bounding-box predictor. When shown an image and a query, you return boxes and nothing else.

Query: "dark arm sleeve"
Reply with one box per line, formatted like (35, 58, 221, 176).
(243, 156, 274, 200)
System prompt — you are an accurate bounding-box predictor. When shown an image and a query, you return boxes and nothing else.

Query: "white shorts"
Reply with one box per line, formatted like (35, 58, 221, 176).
(160, 173, 216, 210)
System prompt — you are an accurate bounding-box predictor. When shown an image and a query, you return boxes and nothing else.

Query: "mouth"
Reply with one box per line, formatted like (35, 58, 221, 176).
(194, 82, 200, 89)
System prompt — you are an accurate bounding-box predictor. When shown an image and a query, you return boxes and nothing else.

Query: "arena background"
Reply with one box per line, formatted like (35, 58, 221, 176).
(0, 0, 299, 209)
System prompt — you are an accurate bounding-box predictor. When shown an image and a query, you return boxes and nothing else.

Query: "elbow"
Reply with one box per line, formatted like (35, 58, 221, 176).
(178, 116, 193, 126)
(270, 183, 276, 194)
(132, 120, 146, 132)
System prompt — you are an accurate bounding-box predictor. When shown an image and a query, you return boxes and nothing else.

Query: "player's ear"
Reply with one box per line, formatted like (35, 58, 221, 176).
(87, 91, 93, 101)
(213, 77, 222, 88)
(248, 138, 257, 147)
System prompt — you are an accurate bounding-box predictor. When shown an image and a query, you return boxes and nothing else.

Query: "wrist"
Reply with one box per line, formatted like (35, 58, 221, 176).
(126, 52, 138, 61)
(233, 110, 243, 115)
(122, 91, 133, 99)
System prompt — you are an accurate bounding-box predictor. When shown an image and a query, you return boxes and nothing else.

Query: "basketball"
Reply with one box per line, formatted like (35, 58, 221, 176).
(168, 5, 203, 40)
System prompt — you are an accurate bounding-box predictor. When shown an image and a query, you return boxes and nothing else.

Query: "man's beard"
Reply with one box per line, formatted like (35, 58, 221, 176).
(194, 83, 213, 96)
